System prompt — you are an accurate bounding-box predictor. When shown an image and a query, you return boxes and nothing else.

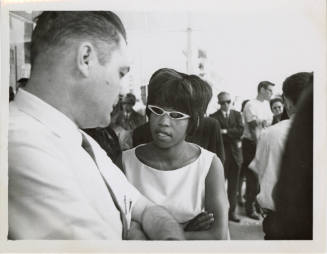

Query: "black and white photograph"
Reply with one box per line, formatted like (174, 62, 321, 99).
(0, 0, 326, 252)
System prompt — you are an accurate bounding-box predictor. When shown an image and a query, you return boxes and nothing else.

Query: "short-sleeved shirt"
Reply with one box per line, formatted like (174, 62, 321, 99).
(9, 89, 141, 239)
(249, 119, 292, 210)
(243, 99, 273, 141)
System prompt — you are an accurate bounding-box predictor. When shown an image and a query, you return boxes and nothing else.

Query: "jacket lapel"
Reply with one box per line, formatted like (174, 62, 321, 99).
(227, 110, 233, 126)
(218, 109, 228, 127)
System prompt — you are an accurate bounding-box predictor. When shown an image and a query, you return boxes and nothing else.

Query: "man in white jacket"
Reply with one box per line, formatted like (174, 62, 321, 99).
(8, 11, 184, 240)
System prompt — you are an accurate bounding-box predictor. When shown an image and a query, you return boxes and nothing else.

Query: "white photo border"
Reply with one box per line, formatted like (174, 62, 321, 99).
(1, 0, 326, 252)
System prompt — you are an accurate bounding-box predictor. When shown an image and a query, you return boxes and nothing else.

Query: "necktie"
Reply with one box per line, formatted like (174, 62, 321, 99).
(81, 132, 128, 239)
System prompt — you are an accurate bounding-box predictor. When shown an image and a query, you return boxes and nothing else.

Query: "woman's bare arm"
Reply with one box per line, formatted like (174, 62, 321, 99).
(185, 155, 229, 240)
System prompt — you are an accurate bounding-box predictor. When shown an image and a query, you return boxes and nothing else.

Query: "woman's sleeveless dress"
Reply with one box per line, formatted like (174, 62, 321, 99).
(122, 145, 214, 223)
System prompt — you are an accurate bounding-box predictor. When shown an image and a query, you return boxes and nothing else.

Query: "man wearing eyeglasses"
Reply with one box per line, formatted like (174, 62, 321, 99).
(242, 81, 275, 220)
(210, 92, 244, 223)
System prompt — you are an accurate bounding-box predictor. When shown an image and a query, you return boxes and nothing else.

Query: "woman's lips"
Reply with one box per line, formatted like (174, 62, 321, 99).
(155, 130, 171, 138)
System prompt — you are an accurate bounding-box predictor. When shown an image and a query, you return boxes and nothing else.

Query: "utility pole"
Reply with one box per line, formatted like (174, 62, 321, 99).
(186, 27, 193, 74)
(185, 13, 193, 74)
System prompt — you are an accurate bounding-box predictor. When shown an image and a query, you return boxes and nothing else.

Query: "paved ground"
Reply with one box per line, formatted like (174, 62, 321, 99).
(229, 205, 265, 240)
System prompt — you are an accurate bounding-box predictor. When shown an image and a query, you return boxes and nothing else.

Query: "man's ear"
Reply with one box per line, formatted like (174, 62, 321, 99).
(77, 42, 96, 77)
(259, 87, 264, 95)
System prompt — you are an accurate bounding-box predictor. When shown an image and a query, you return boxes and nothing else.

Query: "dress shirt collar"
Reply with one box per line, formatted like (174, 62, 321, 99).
(14, 89, 82, 146)
(221, 109, 230, 117)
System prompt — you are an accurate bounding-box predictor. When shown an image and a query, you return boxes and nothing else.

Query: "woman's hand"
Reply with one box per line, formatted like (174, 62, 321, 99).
(185, 155, 229, 240)
(184, 211, 214, 231)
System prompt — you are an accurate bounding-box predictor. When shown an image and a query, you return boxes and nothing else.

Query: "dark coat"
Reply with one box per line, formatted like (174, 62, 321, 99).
(115, 110, 146, 131)
(210, 109, 244, 168)
(83, 126, 121, 165)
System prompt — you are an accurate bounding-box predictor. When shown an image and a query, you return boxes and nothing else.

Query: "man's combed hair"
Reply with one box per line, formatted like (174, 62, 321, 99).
(31, 11, 126, 66)
(257, 81, 275, 93)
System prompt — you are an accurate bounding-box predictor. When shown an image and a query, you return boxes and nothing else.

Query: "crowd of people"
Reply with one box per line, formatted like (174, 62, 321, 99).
(8, 11, 313, 240)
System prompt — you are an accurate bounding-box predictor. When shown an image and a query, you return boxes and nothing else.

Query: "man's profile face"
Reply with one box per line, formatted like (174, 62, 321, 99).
(88, 37, 130, 127)
(261, 85, 273, 101)
(218, 93, 231, 112)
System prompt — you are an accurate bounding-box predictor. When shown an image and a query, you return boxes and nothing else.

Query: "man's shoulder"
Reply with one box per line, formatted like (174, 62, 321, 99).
(133, 122, 149, 134)
(10, 104, 47, 136)
(9, 104, 61, 152)
(246, 99, 257, 105)
(203, 116, 220, 127)
(269, 119, 291, 133)
(243, 100, 259, 120)
(209, 110, 222, 119)
(243, 99, 257, 111)
(250, 99, 264, 107)
(132, 110, 144, 118)
(261, 120, 291, 143)
(194, 117, 220, 137)
(230, 109, 241, 116)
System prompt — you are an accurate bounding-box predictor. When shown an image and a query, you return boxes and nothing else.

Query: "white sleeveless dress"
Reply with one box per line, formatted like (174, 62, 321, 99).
(122, 145, 214, 224)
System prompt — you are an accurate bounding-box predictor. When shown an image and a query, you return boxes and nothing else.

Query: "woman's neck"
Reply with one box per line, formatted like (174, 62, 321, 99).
(137, 140, 199, 171)
(150, 140, 188, 162)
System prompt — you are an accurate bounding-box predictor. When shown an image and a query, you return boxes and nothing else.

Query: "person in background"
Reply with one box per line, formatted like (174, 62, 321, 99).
(242, 81, 274, 220)
(111, 93, 146, 150)
(9, 11, 184, 240)
(132, 68, 225, 165)
(210, 92, 244, 223)
(241, 100, 250, 112)
(119, 93, 146, 130)
(185, 74, 225, 164)
(16, 78, 29, 91)
(237, 99, 250, 206)
(273, 84, 313, 240)
(9, 86, 15, 102)
(133, 89, 147, 117)
(120, 69, 229, 240)
(270, 97, 284, 125)
(249, 72, 313, 239)
(83, 95, 123, 164)
(10, 78, 30, 102)
(83, 126, 122, 166)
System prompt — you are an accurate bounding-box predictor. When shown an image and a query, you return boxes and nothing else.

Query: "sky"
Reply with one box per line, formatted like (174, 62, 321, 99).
(6, 0, 325, 112)
(117, 0, 324, 112)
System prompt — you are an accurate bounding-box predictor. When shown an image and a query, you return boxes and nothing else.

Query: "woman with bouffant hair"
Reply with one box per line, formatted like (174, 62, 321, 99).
(120, 69, 229, 240)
